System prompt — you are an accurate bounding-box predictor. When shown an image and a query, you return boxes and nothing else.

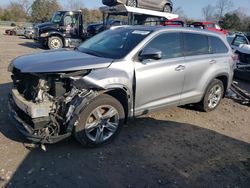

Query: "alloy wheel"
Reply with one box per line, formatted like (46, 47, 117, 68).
(85, 105, 119, 143)
(207, 84, 222, 109)
(127, 0, 137, 7)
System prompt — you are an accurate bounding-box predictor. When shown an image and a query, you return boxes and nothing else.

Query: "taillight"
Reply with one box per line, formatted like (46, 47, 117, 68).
(231, 53, 238, 70)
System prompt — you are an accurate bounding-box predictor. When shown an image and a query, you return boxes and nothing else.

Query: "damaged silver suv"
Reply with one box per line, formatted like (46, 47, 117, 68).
(8, 26, 235, 147)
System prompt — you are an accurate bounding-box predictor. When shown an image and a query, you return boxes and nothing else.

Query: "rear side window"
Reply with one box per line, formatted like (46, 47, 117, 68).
(209, 36, 228, 54)
(145, 32, 182, 59)
(184, 33, 209, 56)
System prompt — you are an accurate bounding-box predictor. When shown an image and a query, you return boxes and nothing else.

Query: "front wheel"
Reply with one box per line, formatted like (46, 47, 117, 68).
(126, 0, 137, 7)
(74, 94, 125, 147)
(199, 79, 224, 112)
(163, 4, 172, 13)
(48, 36, 63, 49)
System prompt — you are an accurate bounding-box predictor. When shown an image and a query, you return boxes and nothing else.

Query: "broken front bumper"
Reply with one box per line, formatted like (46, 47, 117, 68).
(8, 92, 71, 144)
(34, 36, 47, 46)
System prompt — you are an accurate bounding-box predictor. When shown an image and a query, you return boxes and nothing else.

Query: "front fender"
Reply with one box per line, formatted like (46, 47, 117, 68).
(47, 30, 64, 38)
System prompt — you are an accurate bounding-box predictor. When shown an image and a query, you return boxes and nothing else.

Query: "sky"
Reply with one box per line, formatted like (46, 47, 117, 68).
(1, 0, 250, 19)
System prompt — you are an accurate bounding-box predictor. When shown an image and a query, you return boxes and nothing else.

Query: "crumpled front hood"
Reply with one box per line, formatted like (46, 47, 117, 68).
(12, 49, 113, 73)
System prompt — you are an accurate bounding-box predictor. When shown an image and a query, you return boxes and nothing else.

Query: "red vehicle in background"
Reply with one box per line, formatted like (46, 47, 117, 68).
(161, 18, 184, 27)
(190, 22, 228, 35)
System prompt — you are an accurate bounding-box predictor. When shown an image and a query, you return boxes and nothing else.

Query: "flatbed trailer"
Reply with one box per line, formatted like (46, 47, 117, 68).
(100, 4, 179, 27)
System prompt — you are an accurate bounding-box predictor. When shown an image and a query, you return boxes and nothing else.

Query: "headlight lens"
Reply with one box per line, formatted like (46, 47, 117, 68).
(40, 32, 49, 37)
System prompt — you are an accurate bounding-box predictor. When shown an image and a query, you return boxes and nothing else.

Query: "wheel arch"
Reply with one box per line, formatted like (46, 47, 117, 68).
(104, 87, 132, 123)
(204, 74, 229, 99)
(215, 75, 228, 98)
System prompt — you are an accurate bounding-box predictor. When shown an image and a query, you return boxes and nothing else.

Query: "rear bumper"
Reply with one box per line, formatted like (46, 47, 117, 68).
(8, 93, 71, 144)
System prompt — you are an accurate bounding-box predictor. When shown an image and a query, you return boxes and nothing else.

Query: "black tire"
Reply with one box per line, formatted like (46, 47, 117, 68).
(48, 36, 63, 49)
(163, 4, 172, 13)
(126, 0, 137, 7)
(74, 94, 125, 147)
(199, 79, 224, 112)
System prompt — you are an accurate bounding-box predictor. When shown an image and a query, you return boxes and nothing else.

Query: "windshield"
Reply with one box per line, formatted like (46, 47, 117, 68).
(51, 12, 64, 23)
(78, 28, 152, 59)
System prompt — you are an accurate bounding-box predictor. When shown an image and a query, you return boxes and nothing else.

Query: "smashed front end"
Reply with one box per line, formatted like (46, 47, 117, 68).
(8, 68, 97, 144)
(235, 45, 250, 81)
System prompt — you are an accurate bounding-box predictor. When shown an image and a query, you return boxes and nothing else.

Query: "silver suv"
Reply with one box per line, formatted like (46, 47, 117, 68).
(102, 0, 173, 12)
(8, 26, 235, 147)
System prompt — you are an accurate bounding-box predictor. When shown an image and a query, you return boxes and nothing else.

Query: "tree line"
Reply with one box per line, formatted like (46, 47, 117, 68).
(202, 0, 250, 31)
(0, 0, 249, 31)
(0, 0, 102, 24)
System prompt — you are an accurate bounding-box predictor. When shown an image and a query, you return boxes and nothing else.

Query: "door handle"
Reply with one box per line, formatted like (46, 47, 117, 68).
(175, 65, 185, 71)
(210, 60, 217, 64)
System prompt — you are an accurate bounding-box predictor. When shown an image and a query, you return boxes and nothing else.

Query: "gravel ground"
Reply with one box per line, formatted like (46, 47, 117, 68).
(0, 28, 250, 188)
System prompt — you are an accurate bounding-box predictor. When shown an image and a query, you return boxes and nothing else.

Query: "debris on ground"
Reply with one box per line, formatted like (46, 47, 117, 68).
(226, 81, 250, 106)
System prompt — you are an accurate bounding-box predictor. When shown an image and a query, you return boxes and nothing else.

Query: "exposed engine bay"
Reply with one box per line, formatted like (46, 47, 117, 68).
(9, 68, 99, 143)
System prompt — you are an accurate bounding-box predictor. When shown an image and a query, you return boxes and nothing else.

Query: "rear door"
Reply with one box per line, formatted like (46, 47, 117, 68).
(134, 32, 185, 115)
(140, 0, 162, 9)
(180, 32, 212, 104)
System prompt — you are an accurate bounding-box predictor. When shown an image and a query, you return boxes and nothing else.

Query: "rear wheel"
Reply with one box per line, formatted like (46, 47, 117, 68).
(126, 0, 137, 7)
(199, 79, 224, 112)
(48, 36, 63, 49)
(163, 4, 172, 13)
(74, 94, 125, 147)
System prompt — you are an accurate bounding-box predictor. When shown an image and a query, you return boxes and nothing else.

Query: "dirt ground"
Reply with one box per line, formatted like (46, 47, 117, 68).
(0, 27, 250, 188)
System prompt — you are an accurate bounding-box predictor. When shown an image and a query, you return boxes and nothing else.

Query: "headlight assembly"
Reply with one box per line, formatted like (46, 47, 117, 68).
(40, 32, 49, 37)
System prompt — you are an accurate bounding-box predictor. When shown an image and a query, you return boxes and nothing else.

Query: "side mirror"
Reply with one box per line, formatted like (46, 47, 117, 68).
(139, 48, 162, 61)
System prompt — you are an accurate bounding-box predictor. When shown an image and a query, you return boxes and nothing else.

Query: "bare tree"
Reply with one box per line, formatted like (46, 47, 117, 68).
(202, 5, 215, 21)
(66, 0, 84, 11)
(172, 6, 186, 20)
(20, 0, 33, 14)
(233, 7, 247, 21)
(215, 0, 234, 19)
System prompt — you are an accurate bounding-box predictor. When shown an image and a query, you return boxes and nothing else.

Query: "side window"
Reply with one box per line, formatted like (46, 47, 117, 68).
(184, 33, 209, 56)
(209, 36, 228, 54)
(64, 15, 72, 26)
(232, 35, 249, 46)
(64, 14, 78, 27)
(144, 32, 182, 59)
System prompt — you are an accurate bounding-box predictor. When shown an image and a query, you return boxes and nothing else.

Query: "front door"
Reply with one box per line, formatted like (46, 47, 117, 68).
(134, 32, 185, 115)
(140, 0, 162, 9)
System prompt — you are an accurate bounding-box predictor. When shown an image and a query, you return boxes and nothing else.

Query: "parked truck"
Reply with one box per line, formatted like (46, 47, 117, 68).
(34, 11, 85, 49)
(34, 5, 178, 50)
